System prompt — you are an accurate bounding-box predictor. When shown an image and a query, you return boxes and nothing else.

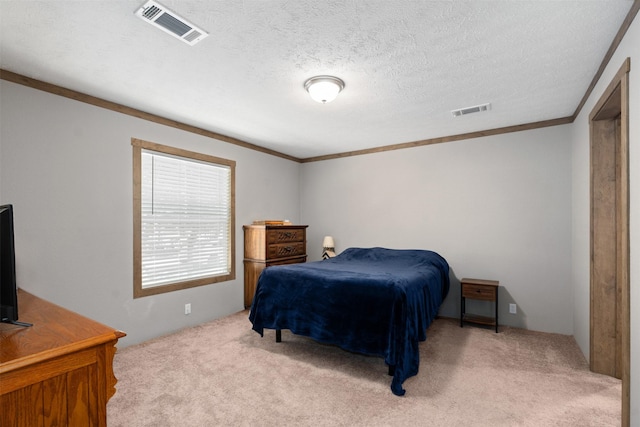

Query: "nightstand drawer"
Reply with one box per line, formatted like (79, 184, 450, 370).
(461, 284, 496, 300)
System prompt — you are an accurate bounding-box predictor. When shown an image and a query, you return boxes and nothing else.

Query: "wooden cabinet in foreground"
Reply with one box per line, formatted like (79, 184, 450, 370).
(243, 224, 308, 308)
(0, 289, 126, 427)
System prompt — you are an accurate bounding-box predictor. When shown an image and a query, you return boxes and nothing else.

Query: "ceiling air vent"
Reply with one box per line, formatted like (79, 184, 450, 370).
(451, 103, 492, 117)
(135, 1, 208, 46)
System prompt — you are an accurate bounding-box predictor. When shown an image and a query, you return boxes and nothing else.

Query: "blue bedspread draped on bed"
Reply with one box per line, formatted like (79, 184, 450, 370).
(248, 247, 450, 396)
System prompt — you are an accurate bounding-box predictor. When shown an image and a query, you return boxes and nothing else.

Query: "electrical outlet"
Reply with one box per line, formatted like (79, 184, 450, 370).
(185, 303, 191, 315)
(509, 303, 517, 314)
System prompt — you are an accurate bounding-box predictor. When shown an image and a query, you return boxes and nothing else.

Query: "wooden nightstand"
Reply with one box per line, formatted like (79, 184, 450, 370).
(460, 278, 499, 333)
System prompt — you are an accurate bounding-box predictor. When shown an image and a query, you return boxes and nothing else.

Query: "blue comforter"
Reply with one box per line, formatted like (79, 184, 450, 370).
(248, 247, 450, 396)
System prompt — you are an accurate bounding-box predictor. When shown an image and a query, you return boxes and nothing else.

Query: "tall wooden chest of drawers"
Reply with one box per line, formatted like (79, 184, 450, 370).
(243, 224, 308, 308)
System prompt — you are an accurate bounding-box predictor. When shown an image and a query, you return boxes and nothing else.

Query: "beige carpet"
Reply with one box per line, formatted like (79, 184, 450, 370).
(107, 311, 620, 426)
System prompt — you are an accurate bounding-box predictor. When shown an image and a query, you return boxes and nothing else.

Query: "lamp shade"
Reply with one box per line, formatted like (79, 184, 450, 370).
(304, 76, 345, 103)
(322, 236, 335, 249)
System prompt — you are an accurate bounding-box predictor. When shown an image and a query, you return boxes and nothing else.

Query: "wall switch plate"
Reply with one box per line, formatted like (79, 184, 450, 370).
(185, 303, 191, 315)
(509, 303, 517, 314)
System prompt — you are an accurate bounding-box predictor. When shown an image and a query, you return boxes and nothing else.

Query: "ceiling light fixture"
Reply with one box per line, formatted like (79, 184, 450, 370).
(304, 76, 345, 104)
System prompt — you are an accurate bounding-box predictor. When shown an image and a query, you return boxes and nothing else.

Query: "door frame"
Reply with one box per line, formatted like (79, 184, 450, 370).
(589, 57, 630, 426)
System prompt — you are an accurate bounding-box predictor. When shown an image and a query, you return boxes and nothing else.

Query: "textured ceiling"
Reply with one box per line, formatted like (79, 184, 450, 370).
(0, 1, 634, 159)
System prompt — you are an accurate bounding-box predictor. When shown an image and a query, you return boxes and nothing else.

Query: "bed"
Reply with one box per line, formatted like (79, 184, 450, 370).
(248, 247, 450, 396)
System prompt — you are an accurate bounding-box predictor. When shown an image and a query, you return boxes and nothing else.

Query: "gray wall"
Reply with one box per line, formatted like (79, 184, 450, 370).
(0, 80, 301, 347)
(0, 79, 575, 338)
(300, 126, 573, 334)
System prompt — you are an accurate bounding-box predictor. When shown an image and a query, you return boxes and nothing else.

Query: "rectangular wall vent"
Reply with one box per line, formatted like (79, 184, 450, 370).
(451, 103, 492, 117)
(135, 1, 208, 46)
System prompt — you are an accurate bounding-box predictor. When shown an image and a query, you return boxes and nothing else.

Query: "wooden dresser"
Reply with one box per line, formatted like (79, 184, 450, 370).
(0, 289, 125, 427)
(243, 224, 308, 308)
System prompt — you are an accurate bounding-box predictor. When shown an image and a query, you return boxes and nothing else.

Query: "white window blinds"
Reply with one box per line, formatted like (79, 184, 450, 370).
(140, 149, 232, 289)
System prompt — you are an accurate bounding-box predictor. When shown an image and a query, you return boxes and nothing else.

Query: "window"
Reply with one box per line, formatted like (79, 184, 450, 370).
(132, 138, 235, 298)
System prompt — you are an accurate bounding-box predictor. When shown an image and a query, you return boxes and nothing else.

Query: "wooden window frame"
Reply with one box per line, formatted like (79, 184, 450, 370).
(132, 138, 236, 298)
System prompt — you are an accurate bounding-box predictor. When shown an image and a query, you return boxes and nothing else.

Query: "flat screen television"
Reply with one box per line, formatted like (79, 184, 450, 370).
(1, 204, 30, 326)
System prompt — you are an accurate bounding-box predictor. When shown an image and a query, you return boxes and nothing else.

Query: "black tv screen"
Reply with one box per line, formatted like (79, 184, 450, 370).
(0, 204, 18, 323)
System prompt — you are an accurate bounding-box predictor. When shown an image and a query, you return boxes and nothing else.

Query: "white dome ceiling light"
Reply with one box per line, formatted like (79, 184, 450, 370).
(304, 76, 345, 104)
